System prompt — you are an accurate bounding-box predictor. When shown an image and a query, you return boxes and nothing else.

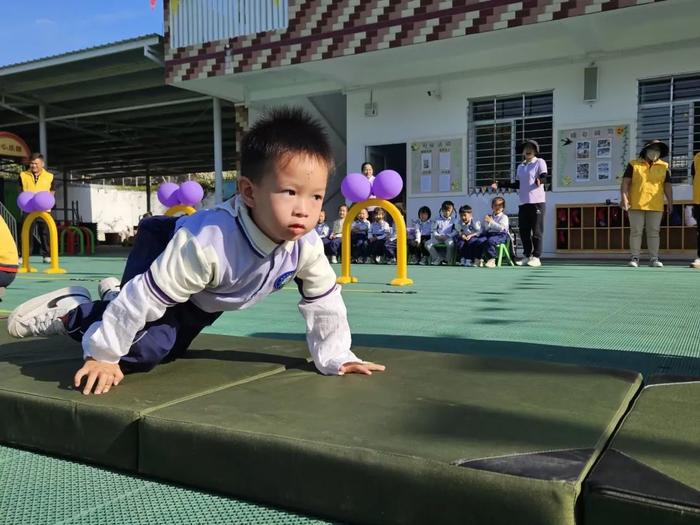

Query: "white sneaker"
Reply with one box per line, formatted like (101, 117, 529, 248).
(516, 256, 530, 266)
(649, 258, 663, 268)
(459, 258, 465, 266)
(463, 259, 473, 267)
(474, 258, 483, 268)
(42, 256, 51, 264)
(485, 259, 496, 268)
(419, 256, 428, 266)
(330, 256, 338, 264)
(7, 286, 92, 339)
(691, 258, 700, 269)
(18, 257, 23, 265)
(527, 257, 542, 267)
(98, 277, 121, 302)
(628, 257, 639, 268)
(374, 256, 381, 264)
(431, 258, 443, 266)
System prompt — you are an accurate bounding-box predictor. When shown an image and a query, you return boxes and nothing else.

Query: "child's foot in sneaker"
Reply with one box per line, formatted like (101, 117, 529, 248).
(8, 287, 92, 338)
(527, 257, 542, 267)
(649, 258, 663, 268)
(98, 277, 121, 301)
(691, 258, 700, 269)
(628, 257, 639, 268)
(485, 259, 496, 268)
(516, 256, 530, 266)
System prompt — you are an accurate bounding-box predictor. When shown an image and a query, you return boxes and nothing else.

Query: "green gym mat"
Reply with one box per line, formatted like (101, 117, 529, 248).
(140, 347, 642, 525)
(0, 327, 308, 470)
(583, 378, 700, 524)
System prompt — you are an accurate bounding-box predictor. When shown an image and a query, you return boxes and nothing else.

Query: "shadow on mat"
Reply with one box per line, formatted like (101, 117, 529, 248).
(250, 332, 700, 379)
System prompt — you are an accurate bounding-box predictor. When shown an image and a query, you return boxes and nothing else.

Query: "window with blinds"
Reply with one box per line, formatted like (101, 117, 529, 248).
(638, 74, 700, 183)
(468, 92, 553, 187)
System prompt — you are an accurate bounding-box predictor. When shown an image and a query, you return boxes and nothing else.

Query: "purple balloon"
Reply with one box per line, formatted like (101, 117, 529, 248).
(372, 170, 403, 200)
(178, 181, 204, 206)
(157, 182, 180, 207)
(17, 191, 35, 213)
(32, 191, 55, 211)
(341, 173, 372, 202)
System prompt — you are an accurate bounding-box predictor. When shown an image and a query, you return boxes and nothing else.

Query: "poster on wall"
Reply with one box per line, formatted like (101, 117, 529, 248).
(409, 137, 464, 196)
(556, 125, 629, 191)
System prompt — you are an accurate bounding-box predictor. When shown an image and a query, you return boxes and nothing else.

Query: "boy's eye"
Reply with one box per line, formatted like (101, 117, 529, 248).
(314, 195, 323, 201)
(284, 189, 296, 196)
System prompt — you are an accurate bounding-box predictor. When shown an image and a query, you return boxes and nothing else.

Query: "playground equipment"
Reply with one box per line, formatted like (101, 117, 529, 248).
(337, 170, 412, 287)
(16, 191, 65, 274)
(158, 181, 203, 216)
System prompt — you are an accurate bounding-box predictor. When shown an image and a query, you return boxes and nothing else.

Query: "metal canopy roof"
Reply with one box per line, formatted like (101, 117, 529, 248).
(0, 34, 236, 180)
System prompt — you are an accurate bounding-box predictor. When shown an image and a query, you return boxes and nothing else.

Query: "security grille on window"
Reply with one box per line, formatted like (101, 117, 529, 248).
(638, 74, 700, 183)
(468, 93, 553, 188)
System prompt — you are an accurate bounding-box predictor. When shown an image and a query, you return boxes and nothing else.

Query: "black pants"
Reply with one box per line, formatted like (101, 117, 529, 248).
(20, 215, 50, 257)
(694, 205, 700, 258)
(518, 203, 546, 258)
(0, 271, 16, 288)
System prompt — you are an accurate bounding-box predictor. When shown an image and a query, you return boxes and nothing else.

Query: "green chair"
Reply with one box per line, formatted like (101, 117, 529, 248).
(496, 235, 516, 267)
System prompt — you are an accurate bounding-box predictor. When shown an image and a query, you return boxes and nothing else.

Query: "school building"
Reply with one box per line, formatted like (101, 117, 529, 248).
(165, 0, 697, 257)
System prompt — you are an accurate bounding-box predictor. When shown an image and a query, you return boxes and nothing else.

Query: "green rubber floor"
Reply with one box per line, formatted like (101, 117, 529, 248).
(1, 254, 699, 523)
(0, 444, 331, 525)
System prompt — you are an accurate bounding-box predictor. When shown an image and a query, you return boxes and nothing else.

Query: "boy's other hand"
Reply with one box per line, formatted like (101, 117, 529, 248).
(339, 361, 386, 376)
(74, 358, 124, 395)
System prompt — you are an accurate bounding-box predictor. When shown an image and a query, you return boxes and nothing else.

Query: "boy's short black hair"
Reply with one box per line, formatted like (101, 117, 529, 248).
(240, 107, 334, 184)
(441, 200, 455, 210)
(418, 206, 431, 219)
(459, 205, 472, 214)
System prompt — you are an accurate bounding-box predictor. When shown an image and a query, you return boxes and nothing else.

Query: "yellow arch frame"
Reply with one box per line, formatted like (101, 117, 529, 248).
(165, 205, 196, 217)
(337, 198, 413, 286)
(19, 212, 66, 274)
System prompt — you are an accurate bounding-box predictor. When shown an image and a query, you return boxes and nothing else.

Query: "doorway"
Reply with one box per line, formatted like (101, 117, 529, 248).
(364, 143, 407, 214)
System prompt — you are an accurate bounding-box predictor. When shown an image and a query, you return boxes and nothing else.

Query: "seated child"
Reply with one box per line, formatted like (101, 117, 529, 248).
(425, 200, 456, 265)
(326, 204, 347, 264)
(411, 206, 433, 265)
(471, 196, 510, 268)
(367, 208, 391, 264)
(315, 210, 330, 250)
(350, 208, 370, 263)
(454, 205, 480, 267)
(7, 107, 385, 395)
(384, 225, 398, 265)
(0, 215, 19, 301)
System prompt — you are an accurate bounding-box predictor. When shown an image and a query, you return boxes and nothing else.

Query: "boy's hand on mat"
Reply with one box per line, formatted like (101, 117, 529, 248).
(74, 358, 124, 395)
(339, 361, 386, 376)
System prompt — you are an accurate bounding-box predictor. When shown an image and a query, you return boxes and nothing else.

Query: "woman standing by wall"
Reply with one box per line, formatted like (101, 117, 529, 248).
(620, 139, 673, 268)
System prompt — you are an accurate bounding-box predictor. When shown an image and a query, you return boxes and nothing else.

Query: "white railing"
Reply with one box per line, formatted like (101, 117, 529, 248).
(170, 0, 288, 49)
(0, 200, 17, 243)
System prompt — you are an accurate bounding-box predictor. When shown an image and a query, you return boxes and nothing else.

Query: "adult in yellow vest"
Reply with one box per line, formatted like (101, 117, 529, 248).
(0, 214, 19, 301)
(691, 151, 700, 269)
(18, 153, 54, 264)
(620, 140, 673, 268)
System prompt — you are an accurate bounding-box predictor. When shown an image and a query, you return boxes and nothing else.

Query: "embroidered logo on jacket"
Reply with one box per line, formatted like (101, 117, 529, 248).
(274, 271, 296, 290)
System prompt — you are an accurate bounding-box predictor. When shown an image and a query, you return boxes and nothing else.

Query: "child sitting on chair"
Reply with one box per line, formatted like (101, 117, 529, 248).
(368, 208, 391, 264)
(455, 205, 480, 267)
(411, 206, 433, 265)
(471, 197, 510, 268)
(350, 208, 370, 263)
(8, 108, 385, 395)
(315, 209, 330, 253)
(426, 201, 456, 265)
(326, 204, 346, 264)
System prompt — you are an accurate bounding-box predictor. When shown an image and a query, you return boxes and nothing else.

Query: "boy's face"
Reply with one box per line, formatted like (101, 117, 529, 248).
(442, 205, 453, 218)
(318, 211, 326, 224)
(419, 211, 429, 221)
(338, 206, 347, 219)
(358, 209, 368, 221)
(461, 211, 472, 223)
(374, 210, 384, 221)
(239, 154, 328, 243)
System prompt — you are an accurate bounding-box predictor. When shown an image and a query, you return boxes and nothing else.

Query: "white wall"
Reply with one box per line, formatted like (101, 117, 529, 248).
(54, 184, 167, 241)
(347, 45, 700, 256)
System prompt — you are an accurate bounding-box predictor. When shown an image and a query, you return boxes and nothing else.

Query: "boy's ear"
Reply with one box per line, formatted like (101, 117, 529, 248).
(237, 176, 256, 208)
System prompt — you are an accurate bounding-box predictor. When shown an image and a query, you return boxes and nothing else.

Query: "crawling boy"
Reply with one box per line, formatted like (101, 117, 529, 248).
(8, 108, 385, 394)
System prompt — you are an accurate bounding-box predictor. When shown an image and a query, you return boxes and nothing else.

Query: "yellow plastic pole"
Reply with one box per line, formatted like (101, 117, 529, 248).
(18, 212, 66, 274)
(165, 205, 196, 217)
(337, 198, 413, 286)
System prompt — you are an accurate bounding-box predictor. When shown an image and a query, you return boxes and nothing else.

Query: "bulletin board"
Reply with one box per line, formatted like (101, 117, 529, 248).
(555, 124, 629, 191)
(408, 136, 465, 196)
